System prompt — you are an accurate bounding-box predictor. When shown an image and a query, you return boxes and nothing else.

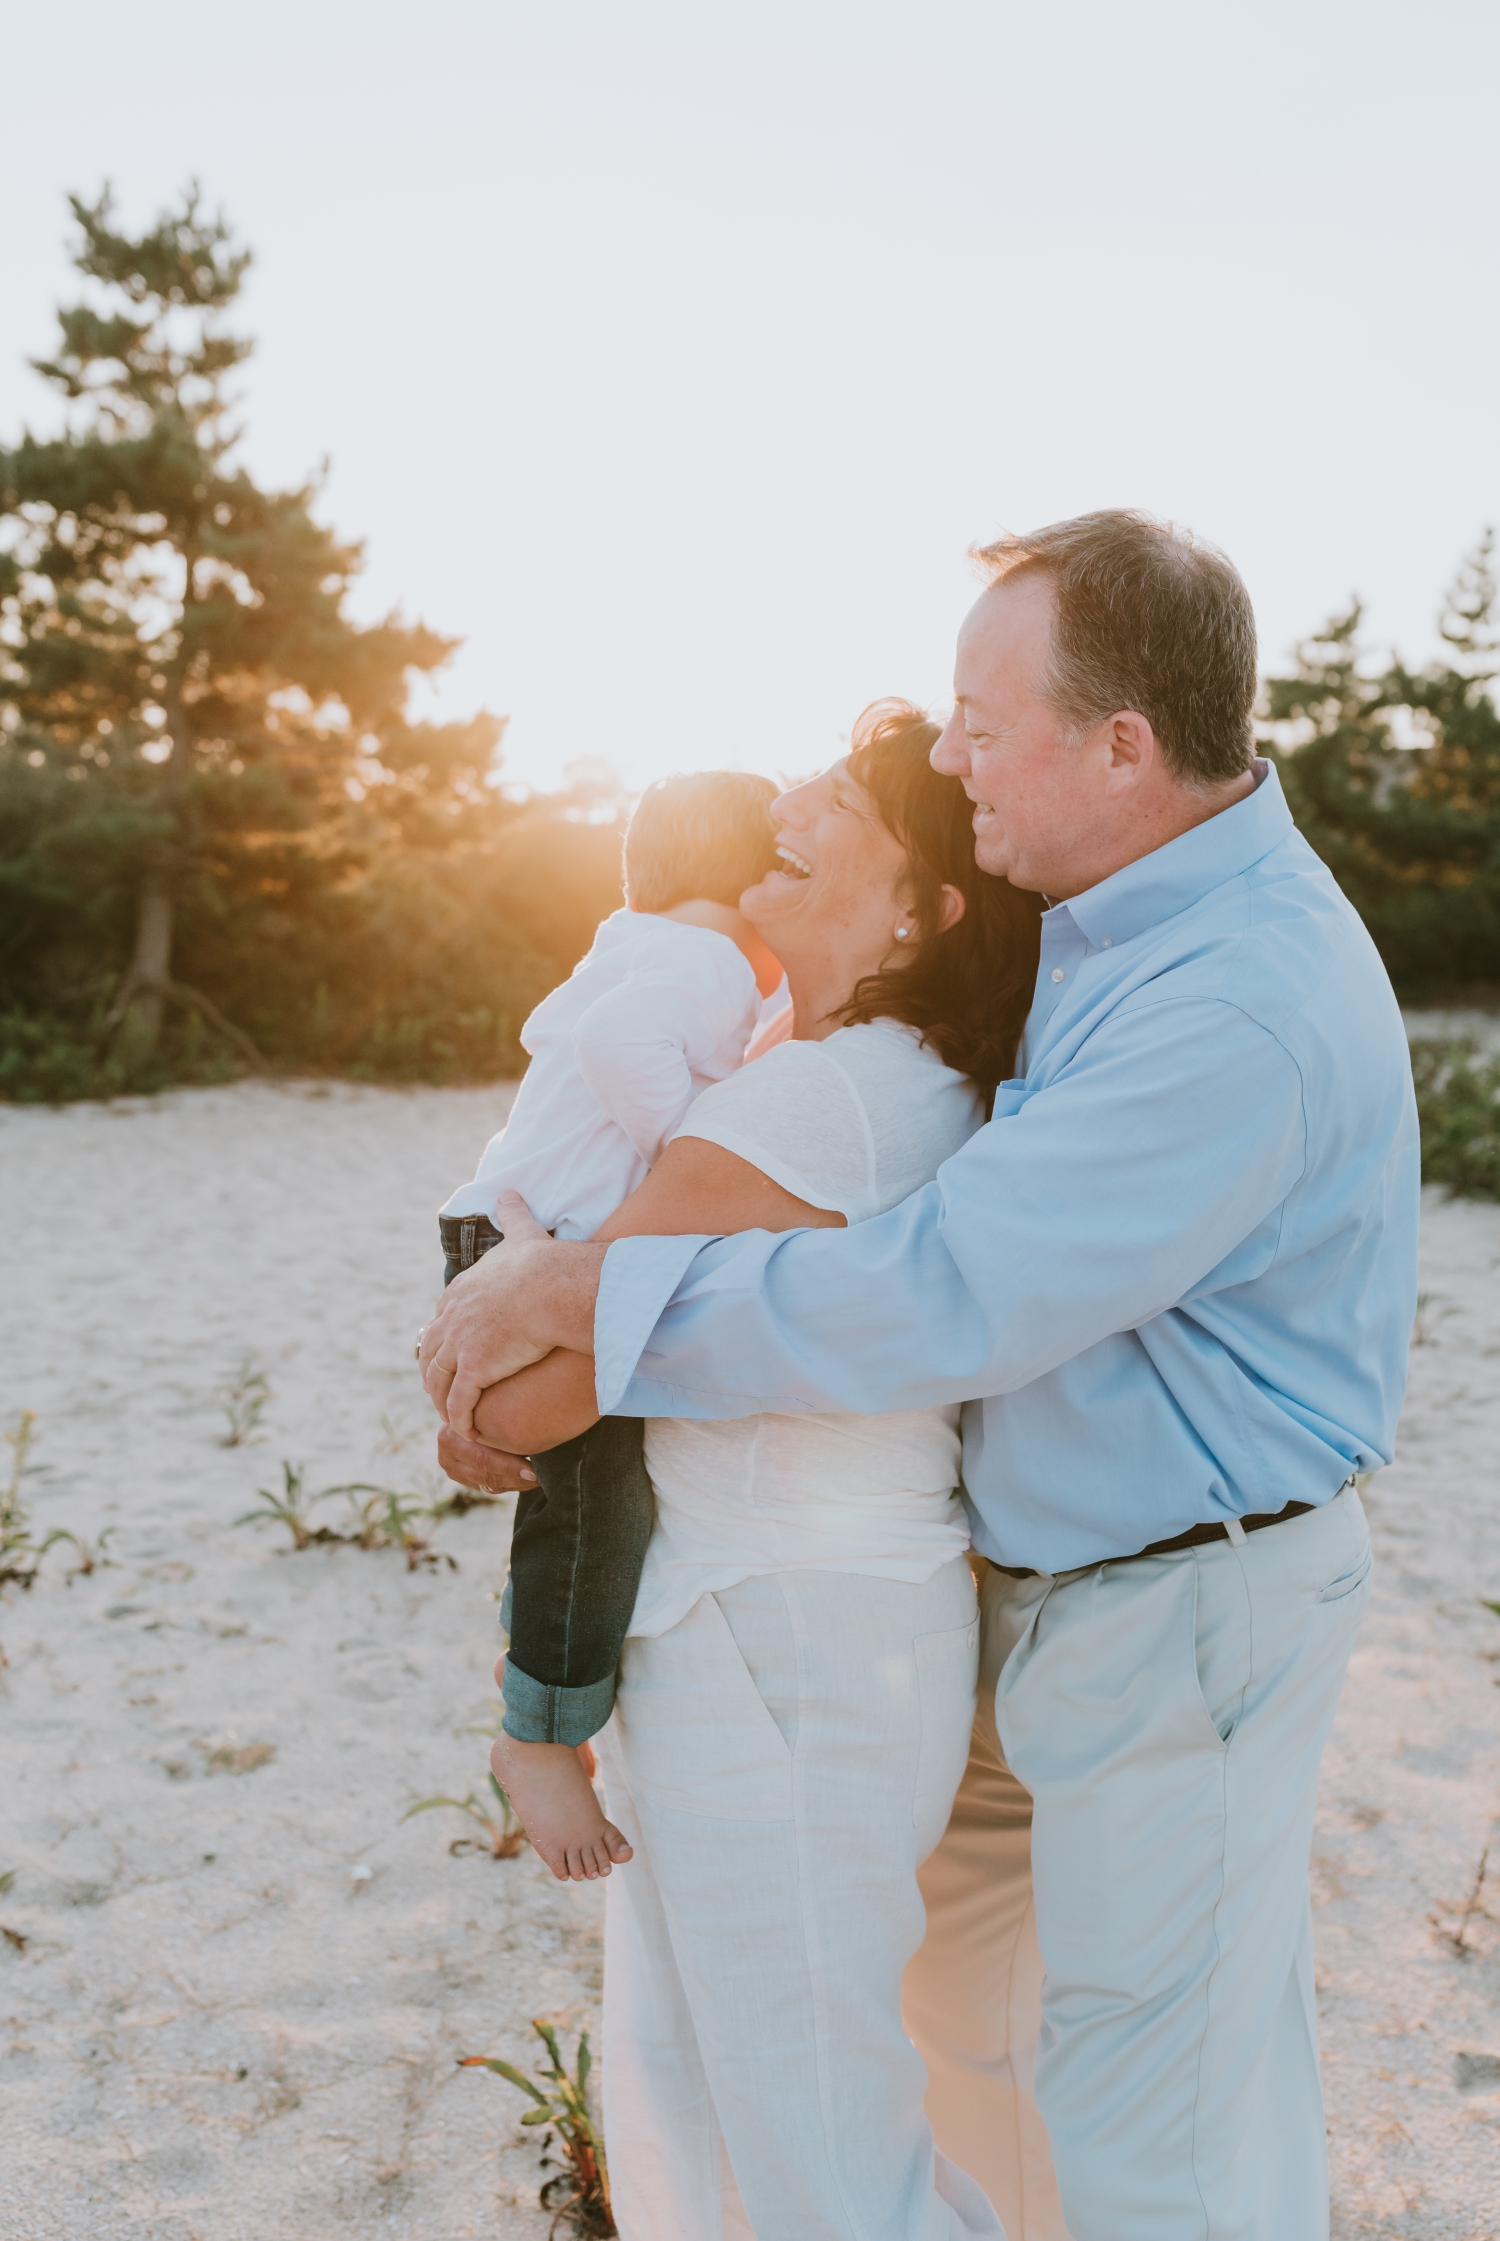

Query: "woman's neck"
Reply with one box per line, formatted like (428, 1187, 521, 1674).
(783, 948, 887, 1043)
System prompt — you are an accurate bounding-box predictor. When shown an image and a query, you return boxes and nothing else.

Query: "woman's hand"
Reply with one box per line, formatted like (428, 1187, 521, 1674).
(436, 1423, 537, 1494)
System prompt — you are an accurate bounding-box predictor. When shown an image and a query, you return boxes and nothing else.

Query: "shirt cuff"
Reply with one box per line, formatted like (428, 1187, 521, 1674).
(594, 1233, 714, 1414)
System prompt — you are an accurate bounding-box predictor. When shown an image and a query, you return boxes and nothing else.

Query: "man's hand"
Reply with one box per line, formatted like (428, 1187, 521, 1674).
(419, 1190, 607, 1438)
(436, 1424, 536, 1493)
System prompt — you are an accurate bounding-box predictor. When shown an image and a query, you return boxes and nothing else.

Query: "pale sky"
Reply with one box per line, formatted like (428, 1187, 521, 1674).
(3, 0, 1497, 794)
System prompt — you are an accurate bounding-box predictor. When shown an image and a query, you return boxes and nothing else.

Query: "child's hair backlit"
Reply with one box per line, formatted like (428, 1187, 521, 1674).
(624, 770, 779, 914)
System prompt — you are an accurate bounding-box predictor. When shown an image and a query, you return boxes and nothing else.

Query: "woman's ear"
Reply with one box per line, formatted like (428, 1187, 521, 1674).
(934, 883, 966, 935)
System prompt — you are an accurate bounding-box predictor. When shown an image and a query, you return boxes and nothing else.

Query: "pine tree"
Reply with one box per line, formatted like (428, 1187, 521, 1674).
(0, 184, 501, 1066)
(1266, 533, 1500, 993)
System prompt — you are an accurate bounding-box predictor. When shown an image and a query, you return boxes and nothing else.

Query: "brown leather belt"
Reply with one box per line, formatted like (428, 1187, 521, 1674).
(993, 1497, 1318, 1580)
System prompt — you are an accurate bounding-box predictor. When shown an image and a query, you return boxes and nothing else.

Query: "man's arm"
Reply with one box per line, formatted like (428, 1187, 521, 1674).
(429, 998, 1306, 1435)
(422, 1137, 842, 1439)
(594, 996, 1309, 1421)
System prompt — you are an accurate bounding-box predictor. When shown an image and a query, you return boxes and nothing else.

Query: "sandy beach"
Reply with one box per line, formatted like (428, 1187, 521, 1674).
(2, 1081, 1498, 2240)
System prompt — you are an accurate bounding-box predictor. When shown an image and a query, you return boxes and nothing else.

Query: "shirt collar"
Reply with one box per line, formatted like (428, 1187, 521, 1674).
(1057, 760, 1292, 949)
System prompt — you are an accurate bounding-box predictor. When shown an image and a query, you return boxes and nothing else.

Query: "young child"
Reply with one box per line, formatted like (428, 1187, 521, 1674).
(438, 770, 782, 1874)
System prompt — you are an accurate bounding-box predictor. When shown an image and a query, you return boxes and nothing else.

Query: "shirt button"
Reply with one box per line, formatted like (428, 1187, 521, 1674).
(1101, 937, 1113, 949)
(1050, 967, 1066, 983)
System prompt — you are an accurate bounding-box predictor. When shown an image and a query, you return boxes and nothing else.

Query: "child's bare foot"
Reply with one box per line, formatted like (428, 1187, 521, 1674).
(489, 1729, 633, 1882)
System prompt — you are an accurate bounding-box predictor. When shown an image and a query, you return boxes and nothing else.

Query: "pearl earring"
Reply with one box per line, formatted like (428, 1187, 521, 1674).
(893, 925, 910, 941)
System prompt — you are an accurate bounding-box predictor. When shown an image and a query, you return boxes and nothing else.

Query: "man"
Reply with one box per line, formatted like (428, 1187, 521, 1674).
(425, 511, 1419, 2240)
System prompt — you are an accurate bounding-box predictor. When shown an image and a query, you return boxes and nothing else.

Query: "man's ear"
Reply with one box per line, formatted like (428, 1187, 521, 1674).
(1102, 710, 1158, 794)
(934, 883, 966, 934)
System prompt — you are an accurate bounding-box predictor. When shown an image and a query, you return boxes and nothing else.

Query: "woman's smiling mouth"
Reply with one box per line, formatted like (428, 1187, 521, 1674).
(774, 843, 814, 879)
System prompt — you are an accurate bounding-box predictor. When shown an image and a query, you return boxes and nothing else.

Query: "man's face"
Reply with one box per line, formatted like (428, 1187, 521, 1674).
(931, 574, 1095, 896)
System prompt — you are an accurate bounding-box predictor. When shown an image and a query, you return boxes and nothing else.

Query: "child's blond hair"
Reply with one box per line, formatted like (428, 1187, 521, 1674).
(624, 770, 779, 915)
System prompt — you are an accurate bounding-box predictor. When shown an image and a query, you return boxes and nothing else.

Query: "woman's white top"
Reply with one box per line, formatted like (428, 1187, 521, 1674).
(630, 1017, 986, 1638)
(440, 910, 760, 1242)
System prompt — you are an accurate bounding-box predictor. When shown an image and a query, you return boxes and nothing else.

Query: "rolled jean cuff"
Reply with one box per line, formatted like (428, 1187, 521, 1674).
(500, 1659, 618, 1746)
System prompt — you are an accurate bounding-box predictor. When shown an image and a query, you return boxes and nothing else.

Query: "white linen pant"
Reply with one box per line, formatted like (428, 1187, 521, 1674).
(597, 1558, 1006, 2241)
(904, 1486, 1372, 2241)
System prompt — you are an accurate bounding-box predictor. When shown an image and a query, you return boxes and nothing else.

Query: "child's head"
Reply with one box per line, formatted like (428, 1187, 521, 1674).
(624, 770, 780, 915)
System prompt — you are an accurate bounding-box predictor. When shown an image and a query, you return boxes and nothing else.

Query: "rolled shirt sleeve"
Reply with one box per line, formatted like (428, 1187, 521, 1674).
(595, 997, 1307, 1420)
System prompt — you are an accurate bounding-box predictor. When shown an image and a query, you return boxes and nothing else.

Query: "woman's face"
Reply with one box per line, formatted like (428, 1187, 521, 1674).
(740, 760, 911, 974)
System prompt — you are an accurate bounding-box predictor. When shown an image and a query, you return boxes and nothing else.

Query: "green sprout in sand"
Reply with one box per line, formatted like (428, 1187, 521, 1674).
(459, 2019, 614, 2235)
(403, 1771, 526, 1859)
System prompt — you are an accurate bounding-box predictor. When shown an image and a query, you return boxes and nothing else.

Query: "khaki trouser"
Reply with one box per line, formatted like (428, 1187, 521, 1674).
(904, 1489, 1371, 2241)
(904, 1564, 1071, 2241)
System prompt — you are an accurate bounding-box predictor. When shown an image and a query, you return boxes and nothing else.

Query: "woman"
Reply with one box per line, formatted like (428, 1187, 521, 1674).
(444, 702, 1040, 2241)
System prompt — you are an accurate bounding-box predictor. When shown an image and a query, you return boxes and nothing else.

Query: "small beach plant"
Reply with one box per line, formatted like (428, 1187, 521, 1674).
(217, 1356, 272, 1447)
(233, 1466, 457, 1566)
(403, 1771, 526, 1859)
(56, 1526, 117, 1580)
(335, 1484, 456, 1571)
(234, 1463, 338, 1551)
(1, 1412, 68, 1590)
(459, 2019, 614, 2235)
(375, 1409, 417, 1457)
(1, 1414, 116, 1598)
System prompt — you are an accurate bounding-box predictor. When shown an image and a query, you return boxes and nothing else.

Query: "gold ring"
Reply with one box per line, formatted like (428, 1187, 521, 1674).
(433, 1360, 457, 1379)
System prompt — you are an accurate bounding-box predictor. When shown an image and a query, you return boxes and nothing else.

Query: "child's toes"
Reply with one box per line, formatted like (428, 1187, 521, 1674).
(602, 1821, 633, 1864)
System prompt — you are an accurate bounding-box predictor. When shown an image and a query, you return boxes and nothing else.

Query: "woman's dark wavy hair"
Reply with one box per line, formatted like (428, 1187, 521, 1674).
(834, 699, 1041, 1096)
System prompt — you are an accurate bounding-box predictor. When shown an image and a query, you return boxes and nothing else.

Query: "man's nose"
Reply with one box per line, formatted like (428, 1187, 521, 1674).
(930, 712, 968, 776)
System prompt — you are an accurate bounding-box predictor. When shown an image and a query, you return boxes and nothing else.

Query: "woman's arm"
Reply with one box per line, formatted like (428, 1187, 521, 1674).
(468, 1137, 844, 1454)
(469, 1347, 599, 1454)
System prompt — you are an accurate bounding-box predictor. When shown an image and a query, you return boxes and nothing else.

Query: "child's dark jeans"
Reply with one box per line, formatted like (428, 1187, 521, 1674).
(439, 1210, 654, 1747)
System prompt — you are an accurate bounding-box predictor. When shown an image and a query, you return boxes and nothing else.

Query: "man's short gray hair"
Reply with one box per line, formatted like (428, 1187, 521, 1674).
(974, 510, 1258, 788)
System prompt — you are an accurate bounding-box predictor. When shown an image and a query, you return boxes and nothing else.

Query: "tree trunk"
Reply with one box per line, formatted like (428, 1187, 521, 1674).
(122, 874, 174, 1051)
(104, 869, 262, 1069)
(103, 588, 262, 1071)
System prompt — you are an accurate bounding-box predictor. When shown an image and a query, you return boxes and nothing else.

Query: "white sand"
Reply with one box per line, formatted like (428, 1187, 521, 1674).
(1, 1082, 1497, 2240)
(1403, 1007, 1500, 1055)
(1319, 1187, 1500, 2239)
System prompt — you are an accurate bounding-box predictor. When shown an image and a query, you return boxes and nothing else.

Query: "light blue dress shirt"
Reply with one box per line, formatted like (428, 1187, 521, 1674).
(594, 764, 1421, 1570)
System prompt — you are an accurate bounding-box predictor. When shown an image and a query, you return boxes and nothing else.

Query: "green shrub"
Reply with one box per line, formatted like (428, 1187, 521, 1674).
(0, 807, 625, 1102)
(0, 1003, 245, 1102)
(1410, 1038, 1500, 1199)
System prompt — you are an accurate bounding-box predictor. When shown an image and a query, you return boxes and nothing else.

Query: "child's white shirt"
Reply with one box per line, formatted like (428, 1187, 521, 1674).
(441, 909, 761, 1241)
